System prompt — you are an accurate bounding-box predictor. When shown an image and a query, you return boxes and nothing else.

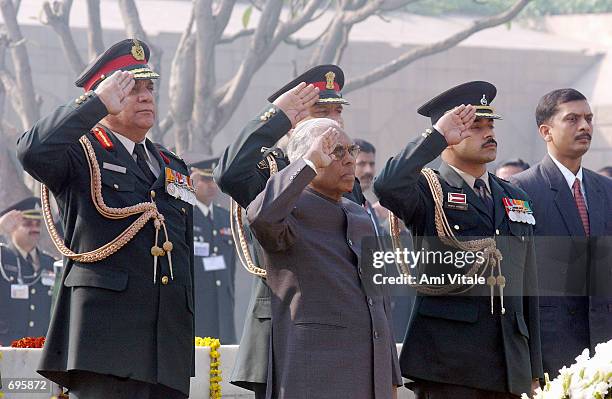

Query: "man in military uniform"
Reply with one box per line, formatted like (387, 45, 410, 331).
(190, 157, 237, 344)
(0, 197, 57, 346)
(214, 65, 366, 399)
(374, 81, 543, 398)
(17, 39, 194, 398)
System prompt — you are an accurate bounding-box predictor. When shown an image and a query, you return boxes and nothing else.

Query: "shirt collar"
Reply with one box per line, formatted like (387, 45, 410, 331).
(548, 152, 583, 190)
(114, 132, 140, 156)
(447, 164, 491, 194)
(14, 244, 38, 266)
(196, 201, 214, 220)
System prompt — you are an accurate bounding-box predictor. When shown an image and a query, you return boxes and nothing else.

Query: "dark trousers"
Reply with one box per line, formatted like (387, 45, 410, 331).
(408, 380, 520, 399)
(69, 370, 187, 399)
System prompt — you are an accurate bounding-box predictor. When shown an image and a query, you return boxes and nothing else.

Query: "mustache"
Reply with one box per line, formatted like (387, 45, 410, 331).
(575, 133, 592, 141)
(482, 139, 498, 148)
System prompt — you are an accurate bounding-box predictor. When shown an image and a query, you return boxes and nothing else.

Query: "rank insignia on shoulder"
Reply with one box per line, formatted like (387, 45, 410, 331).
(91, 127, 114, 151)
(503, 197, 535, 225)
(445, 192, 468, 211)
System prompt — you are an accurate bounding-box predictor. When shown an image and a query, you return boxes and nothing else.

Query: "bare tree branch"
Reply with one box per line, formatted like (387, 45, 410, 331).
(0, 0, 40, 129)
(213, 0, 237, 40)
(283, 27, 328, 49)
(118, 0, 164, 141)
(86, 0, 105, 59)
(219, 28, 255, 44)
(40, 0, 85, 74)
(344, 0, 531, 93)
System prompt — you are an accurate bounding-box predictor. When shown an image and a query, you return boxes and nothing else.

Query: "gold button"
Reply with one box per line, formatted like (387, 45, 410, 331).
(30, 304, 36, 310)
(495, 229, 500, 235)
(161, 276, 169, 285)
(212, 230, 218, 236)
(150, 190, 156, 198)
(31, 288, 36, 294)
(181, 207, 186, 214)
(213, 246, 218, 253)
(454, 225, 460, 230)
(100, 74, 106, 80)
(260, 115, 266, 121)
(215, 280, 221, 287)
(113, 184, 119, 190)
(228, 239, 233, 245)
(29, 321, 34, 327)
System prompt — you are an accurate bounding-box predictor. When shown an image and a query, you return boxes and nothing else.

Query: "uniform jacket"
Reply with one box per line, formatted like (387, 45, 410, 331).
(193, 203, 237, 344)
(248, 159, 402, 399)
(16, 94, 195, 395)
(511, 155, 612, 376)
(0, 243, 56, 345)
(374, 129, 543, 396)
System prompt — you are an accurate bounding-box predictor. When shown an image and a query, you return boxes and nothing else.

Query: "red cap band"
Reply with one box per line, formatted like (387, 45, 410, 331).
(311, 81, 340, 92)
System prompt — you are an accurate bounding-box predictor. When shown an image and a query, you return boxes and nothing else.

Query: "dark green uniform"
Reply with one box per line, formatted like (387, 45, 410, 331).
(0, 243, 57, 346)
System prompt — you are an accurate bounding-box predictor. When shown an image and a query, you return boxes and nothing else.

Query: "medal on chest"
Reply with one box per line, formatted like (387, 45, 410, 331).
(165, 167, 196, 205)
(502, 197, 535, 225)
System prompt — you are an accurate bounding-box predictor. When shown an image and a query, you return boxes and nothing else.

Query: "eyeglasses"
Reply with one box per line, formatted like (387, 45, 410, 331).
(331, 144, 360, 160)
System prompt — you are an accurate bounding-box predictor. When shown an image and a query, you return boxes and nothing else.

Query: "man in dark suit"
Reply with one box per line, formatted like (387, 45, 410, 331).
(0, 197, 57, 346)
(17, 39, 194, 398)
(214, 65, 364, 399)
(190, 157, 237, 344)
(375, 81, 543, 398)
(511, 88, 612, 377)
(248, 118, 401, 398)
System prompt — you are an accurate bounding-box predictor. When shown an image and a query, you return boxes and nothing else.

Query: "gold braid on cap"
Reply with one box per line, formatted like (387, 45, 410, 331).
(229, 153, 278, 278)
(388, 168, 506, 314)
(41, 135, 174, 284)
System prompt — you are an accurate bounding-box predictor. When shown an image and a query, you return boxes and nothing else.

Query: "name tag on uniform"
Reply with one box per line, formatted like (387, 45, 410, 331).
(203, 255, 226, 272)
(445, 192, 468, 211)
(102, 162, 127, 174)
(11, 284, 29, 299)
(194, 241, 210, 257)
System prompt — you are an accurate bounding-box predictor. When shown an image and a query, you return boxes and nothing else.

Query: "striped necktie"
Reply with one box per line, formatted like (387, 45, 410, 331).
(572, 179, 589, 236)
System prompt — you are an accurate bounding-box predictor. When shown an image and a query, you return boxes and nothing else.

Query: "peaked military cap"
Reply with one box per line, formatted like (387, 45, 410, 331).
(267, 64, 349, 105)
(75, 38, 160, 91)
(0, 197, 42, 219)
(418, 81, 502, 124)
(189, 157, 219, 178)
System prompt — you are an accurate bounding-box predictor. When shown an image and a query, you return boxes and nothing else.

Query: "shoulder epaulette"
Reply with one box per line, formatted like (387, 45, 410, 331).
(91, 126, 114, 150)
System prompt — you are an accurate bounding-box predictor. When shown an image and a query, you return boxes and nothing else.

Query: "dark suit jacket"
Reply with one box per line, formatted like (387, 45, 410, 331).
(193, 203, 237, 343)
(248, 159, 402, 399)
(511, 154, 612, 376)
(17, 95, 195, 395)
(0, 243, 57, 345)
(213, 104, 366, 389)
(374, 129, 543, 396)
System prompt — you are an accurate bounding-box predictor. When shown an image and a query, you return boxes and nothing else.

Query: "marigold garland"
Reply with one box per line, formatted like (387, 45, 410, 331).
(10, 336, 46, 348)
(195, 336, 222, 398)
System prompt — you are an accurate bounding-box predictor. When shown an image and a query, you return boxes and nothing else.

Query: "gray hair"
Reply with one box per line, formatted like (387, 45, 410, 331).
(286, 118, 344, 162)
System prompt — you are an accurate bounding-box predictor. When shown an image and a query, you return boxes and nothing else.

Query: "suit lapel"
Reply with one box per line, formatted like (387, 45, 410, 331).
(542, 155, 585, 236)
(583, 170, 605, 236)
(146, 139, 167, 190)
(489, 174, 507, 229)
(439, 162, 491, 224)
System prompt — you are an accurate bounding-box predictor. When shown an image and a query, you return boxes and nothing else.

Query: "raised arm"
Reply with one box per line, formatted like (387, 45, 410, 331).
(17, 71, 134, 192)
(214, 83, 319, 208)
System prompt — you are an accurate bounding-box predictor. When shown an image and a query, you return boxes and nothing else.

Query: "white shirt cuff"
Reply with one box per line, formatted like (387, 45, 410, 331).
(302, 158, 318, 174)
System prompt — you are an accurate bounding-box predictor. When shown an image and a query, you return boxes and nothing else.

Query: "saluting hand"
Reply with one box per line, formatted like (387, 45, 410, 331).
(273, 82, 320, 127)
(304, 127, 339, 170)
(435, 104, 476, 145)
(94, 70, 136, 115)
(0, 209, 23, 235)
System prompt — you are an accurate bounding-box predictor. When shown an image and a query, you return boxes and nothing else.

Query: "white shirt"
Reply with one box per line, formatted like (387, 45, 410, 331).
(548, 153, 587, 208)
(448, 164, 491, 195)
(14, 244, 39, 269)
(196, 201, 214, 220)
(114, 133, 161, 177)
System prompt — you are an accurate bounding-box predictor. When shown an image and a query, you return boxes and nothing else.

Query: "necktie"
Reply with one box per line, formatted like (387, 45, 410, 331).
(572, 179, 590, 236)
(133, 143, 157, 184)
(474, 178, 494, 219)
